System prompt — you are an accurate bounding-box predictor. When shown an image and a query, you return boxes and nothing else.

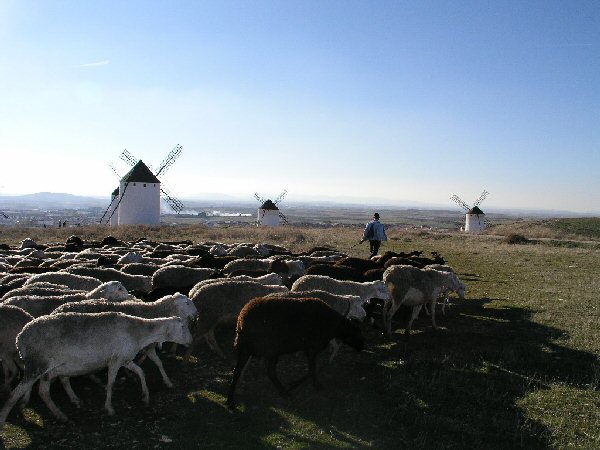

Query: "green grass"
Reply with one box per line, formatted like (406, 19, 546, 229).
(1, 223, 599, 449)
(546, 218, 600, 240)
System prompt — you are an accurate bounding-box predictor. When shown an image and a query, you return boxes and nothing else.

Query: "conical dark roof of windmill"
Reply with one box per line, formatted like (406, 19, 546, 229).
(259, 199, 279, 210)
(121, 160, 160, 183)
(468, 206, 484, 215)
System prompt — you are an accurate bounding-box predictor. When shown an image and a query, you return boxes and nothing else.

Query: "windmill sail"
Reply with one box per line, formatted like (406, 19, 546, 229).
(161, 186, 184, 213)
(473, 190, 490, 207)
(450, 194, 471, 211)
(274, 190, 288, 205)
(156, 144, 182, 177)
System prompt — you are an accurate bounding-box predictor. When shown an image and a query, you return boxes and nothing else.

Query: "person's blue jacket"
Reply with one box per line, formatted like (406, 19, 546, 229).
(362, 219, 387, 241)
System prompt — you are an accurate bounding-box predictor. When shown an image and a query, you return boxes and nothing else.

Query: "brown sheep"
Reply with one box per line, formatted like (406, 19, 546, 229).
(226, 296, 364, 408)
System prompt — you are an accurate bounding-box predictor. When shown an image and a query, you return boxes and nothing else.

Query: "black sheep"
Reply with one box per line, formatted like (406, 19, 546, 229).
(305, 264, 365, 282)
(227, 296, 364, 408)
(334, 257, 379, 272)
(363, 268, 385, 282)
(383, 257, 425, 269)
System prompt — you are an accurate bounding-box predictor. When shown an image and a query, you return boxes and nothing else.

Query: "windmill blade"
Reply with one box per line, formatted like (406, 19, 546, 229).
(161, 187, 184, 213)
(274, 189, 288, 205)
(254, 193, 265, 204)
(109, 163, 122, 178)
(473, 190, 490, 207)
(120, 149, 138, 167)
(0, 211, 9, 219)
(155, 144, 183, 177)
(100, 183, 130, 224)
(450, 194, 471, 211)
(278, 212, 289, 225)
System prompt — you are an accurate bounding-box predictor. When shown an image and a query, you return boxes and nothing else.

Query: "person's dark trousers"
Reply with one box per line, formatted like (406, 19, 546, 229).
(369, 240, 381, 257)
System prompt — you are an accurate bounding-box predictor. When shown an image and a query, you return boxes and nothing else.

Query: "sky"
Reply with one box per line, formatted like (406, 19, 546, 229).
(0, 0, 598, 213)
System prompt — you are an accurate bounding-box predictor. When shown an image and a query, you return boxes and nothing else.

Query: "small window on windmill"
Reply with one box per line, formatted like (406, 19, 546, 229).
(144, 183, 147, 187)
(133, 183, 137, 186)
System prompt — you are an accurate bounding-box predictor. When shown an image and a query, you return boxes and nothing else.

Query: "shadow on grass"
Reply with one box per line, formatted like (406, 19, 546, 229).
(1, 299, 598, 449)
(213, 298, 599, 449)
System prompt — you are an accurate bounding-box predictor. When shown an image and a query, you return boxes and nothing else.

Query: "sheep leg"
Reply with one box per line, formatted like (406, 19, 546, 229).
(327, 339, 340, 363)
(385, 300, 404, 337)
(183, 332, 206, 363)
(182, 339, 196, 363)
(423, 302, 431, 316)
(266, 357, 289, 399)
(226, 348, 251, 409)
(59, 376, 81, 407)
(2, 359, 18, 388)
(144, 346, 174, 388)
(288, 350, 323, 392)
(39, 376, 69, 422)
(430, 297, 438, 330)
(441, 295, 450, 315)
(381, 300, 392, 336)
(104, 364, 120, 415)
(124, 361, 150, 405)
(205, 330, 226, 359)
(0, 377, 39, 427)
(87, 373, 105, 387)
(236, 355, 252, 394)
(307, 350, 323, 390)
(1, 361, 9, 388)
(405, 305, 423, 337)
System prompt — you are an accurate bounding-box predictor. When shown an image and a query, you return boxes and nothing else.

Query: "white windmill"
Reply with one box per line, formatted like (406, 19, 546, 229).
(100, 145, 184, 226)
(450, 190, 490, 233)
(255, 190, 289, 227)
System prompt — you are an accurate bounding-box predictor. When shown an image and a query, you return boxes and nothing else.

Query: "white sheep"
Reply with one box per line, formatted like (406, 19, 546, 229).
(24, 272, 102, 291)
(291, 275, 391, 304)
(1, 282, 80, 301)
(382, 265, 466, 338)
(52, 293, 197, 388)
(151, 265, 216, 290)
(222, 258, 271, 275)
(2, 281, 135, 317)
(188, 273, 283, 298)
(423, 264, 460, 314)
(0, 305, 34, 389)
(187, 280, 289, 359)
(65, 266, 152, 293)
(0, 312, 193, 425)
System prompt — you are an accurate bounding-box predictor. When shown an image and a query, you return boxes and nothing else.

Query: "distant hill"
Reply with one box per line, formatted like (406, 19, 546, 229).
(0, 192, 108, 209)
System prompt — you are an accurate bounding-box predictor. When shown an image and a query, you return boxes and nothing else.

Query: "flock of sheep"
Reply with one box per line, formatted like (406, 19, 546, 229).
(0, 234, 466, 426)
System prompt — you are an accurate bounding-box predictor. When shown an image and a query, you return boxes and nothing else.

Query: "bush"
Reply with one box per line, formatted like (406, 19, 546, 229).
(504, 233, 530, 245)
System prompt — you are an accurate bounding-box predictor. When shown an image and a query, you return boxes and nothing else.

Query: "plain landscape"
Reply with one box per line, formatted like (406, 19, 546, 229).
(0, 209, 599, 449)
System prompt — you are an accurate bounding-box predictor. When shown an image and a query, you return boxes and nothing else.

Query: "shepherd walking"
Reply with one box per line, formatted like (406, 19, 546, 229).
(360, 213, 387, 258)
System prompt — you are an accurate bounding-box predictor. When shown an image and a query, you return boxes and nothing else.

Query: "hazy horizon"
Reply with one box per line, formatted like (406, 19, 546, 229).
(0, 190, 597, 216)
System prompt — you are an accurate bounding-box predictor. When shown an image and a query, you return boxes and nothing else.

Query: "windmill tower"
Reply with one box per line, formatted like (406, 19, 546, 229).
(255, 190, 288, 227)
(450, 190, 489, 233)
(100, 145, 184, 226)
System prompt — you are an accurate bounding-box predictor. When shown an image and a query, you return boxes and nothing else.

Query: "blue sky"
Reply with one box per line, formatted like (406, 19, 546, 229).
(0, 1, 598, 213)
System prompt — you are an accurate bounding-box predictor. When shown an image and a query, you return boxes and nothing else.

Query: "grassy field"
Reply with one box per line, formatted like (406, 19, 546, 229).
(0, 219, 599, 449)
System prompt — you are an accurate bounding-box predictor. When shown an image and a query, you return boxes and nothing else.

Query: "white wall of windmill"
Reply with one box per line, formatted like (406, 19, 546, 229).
(257, 208, 280, 227)
(108, 194, 119, 227)
(117, 181, 161, 225)
(465, 213, 485, 233)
